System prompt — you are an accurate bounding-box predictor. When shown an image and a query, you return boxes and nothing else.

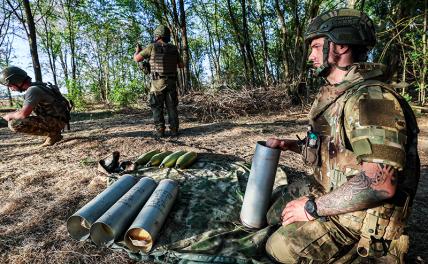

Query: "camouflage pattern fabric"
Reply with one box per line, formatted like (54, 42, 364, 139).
(104, 159, 295, 263)
(148, 83, 179, 131)
(8, 116, 65, 136)
(266, 218, 359, 264)
(308, 63, 411, 191)
(264, 63, 418, 263)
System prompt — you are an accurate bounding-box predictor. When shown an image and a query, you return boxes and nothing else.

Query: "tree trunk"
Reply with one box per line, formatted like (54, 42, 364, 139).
(227, 0, 250, 84)
(254, 0, 271, 85)
(2, 31, 13, 106)
(41, 18, 58, 86)
(274, 0, 290, 81)
(179, 0, 190, 92)
(241, 0, 257, 85)
(421, 0, 427, 105)
(22, 0, 42, 82)
(59, 50, 69, 84)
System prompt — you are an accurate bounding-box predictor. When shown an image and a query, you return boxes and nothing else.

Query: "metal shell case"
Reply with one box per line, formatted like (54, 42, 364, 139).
(67, 174, 139, 240)
(124, 179, 178, 252)
(240, 141, 280, 229)
(90, 177, 157, 246)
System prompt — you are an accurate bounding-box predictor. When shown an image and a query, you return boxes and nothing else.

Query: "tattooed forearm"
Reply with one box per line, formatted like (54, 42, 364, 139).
(315, 163, 397, 216)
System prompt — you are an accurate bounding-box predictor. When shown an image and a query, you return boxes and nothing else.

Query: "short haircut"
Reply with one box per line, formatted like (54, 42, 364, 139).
(350, 45, 369, 62)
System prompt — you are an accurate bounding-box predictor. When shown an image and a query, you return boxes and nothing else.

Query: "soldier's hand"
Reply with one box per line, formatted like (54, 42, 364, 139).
(281, 196, 314, 226)
(266, 138, 283, 149)
(2, 113, 11, 121)
(266, 138, 294, 150)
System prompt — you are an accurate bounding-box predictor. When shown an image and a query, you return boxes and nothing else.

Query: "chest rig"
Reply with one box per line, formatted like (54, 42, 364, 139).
(308, 72, 365, 191)
(306, 64, 420, 258)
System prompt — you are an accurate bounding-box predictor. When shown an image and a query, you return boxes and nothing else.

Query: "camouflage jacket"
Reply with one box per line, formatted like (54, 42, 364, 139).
(308, 63, 420, 203)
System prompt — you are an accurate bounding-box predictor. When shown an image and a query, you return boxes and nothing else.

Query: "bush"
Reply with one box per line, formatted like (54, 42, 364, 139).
(109, 79, 147, 106)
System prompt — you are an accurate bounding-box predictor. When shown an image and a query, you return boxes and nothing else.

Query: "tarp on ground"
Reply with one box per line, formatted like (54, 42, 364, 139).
(105, 159, 290, 263)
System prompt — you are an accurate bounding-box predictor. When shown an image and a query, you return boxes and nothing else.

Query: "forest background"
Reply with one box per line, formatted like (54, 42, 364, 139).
(0, 0, 427, 109)
(1, 1, 428, 263)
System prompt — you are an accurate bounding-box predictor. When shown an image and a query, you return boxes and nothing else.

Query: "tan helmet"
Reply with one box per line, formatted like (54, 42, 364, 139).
(0, 66, 30, 86)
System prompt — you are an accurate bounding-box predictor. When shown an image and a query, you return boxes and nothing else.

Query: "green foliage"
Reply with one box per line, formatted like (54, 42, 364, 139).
(109, 78, 147, 106)
(3, 0, 427, 105)
(402, 92, 413, 103)
(66, 79, 85, 109)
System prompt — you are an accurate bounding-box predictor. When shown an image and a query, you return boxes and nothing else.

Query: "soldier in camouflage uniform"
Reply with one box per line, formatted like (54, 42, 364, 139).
(0, 66, 71, 146)
(264, 9, 420, 263)
(134, 25, 184, 137)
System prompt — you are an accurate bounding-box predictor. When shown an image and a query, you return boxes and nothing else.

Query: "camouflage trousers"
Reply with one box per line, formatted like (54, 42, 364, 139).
(265, 177, 408, 264)
(149, 78, 179, 131)
(8, 116, 66, 137)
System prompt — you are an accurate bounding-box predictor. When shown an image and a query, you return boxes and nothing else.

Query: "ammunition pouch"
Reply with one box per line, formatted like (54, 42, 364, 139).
(338, 191, 410, 258)
(301, 132, 321, 167)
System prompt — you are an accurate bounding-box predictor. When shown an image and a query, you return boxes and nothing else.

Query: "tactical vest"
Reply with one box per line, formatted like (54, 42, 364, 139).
(306, 63, 420, 258)
(149, 43, 179, 77)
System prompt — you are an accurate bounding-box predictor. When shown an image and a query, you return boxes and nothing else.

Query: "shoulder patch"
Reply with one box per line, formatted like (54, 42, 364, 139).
(359, 99, 397, 127)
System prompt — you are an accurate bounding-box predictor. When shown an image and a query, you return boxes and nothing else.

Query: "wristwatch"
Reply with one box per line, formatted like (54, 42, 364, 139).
(304, 195, 327, 222)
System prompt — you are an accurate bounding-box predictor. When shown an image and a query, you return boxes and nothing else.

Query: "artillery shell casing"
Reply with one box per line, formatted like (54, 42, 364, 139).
(240, 141, 280, 229)
(90, 177, 157, 247)
(67, 174, 139, 241)
(124, 179, 178, 252)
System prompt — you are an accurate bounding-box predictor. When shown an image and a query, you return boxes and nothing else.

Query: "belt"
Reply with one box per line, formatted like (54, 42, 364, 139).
(151, 73, 177, 80)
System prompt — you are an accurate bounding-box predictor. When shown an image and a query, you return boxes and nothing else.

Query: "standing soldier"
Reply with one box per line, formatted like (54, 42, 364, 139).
(265, 9, 419, 263)
(134, 25, 184, 137)
(0, 66, 72, 146)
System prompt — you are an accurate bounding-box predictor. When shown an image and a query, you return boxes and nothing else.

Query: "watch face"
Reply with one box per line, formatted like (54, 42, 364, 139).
(305, 200, 316, 214)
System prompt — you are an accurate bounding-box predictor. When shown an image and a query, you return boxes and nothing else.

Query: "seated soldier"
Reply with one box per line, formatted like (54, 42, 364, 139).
(0, 66, 71, 146)
(265, 8, 419, 264)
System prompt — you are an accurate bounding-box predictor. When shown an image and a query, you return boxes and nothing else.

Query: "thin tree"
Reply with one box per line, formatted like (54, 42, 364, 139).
(6, 0, 42, 81)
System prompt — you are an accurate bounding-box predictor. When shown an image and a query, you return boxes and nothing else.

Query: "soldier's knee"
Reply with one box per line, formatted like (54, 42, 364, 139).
(265, 231, 297, 264)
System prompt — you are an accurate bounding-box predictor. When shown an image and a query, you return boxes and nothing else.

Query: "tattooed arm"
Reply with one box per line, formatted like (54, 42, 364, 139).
(315, 162, 397, 216)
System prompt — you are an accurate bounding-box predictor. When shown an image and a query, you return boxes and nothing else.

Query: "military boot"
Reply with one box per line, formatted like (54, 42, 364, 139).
(170, 127, 179, 137)
(154, 127, 165, 138)
(41, 133, 63, 147)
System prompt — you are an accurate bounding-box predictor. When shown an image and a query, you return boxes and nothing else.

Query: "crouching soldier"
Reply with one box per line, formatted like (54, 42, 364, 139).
(0, 66, 72, 146)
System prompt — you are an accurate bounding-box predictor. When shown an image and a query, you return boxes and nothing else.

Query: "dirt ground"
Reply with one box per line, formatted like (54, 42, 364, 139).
(0, 108, 427, 264)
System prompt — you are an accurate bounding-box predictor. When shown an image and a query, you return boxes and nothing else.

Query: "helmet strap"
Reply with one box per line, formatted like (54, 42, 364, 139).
(314, 38, 331, 77)
(14, 82, 25, 92)
(334, 64, 352, 71)
(15, 77, 30, 92)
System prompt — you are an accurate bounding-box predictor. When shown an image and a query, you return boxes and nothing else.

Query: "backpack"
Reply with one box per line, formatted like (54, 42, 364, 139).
(38, 82, 74, 130)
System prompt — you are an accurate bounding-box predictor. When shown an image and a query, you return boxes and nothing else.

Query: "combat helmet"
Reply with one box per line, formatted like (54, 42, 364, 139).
(305, 8, 376, 77)
(154, 25, 171, 38)
(0, 66, 30, 86)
